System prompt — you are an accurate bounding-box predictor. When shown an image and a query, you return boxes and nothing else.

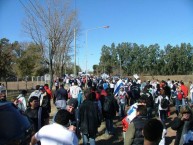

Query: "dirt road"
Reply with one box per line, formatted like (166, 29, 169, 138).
(50, 101, 177, 145)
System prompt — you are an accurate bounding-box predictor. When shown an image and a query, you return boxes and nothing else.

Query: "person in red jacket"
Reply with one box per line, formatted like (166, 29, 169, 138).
(180, 82, 188, 97)
(180, 82, 188, 106)
(44, 84, 53, 99)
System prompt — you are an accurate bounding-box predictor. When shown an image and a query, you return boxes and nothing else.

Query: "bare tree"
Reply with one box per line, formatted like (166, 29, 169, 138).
(22, 0, 80, 89)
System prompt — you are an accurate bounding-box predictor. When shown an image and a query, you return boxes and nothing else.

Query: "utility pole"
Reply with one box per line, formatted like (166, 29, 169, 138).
(74, 28, 76, 77)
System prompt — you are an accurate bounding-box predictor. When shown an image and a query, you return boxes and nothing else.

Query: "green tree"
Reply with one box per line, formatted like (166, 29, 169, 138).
(14, 43, 47, 78)
(0, 38, 17, 80)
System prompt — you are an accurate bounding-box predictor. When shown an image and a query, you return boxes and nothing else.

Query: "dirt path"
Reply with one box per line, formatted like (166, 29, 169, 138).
(50, 101, 177, 145)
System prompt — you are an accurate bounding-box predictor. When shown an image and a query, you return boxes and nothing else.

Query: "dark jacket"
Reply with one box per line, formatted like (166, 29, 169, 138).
(124, 115, 147, 145)
(54, 87, 68, 102)
(41, 93, 51, 113)
(171, 117, 185, 145)
(79, 99, 98, 137)
(132, 115, 147, 145)
(103, 95, 119, 119)
(25, 107, 49, 132)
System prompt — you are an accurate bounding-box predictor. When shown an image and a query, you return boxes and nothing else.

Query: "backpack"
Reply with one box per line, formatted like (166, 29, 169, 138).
(161, 96, 169, 109)
(130, 85, 140, 99)
(142, 93, 153, 108)
(103, 97, 112, 112)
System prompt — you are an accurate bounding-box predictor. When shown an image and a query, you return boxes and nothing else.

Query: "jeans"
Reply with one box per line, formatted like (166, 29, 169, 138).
(175, 99, 182, 115)
(119, 103, 125, 118)
(82, 134, 95, 145)
(147, 107, 152, 119)
(105, 118, 114, 134)
(159, 110, 167, 123)
(182, 98, 186, 106)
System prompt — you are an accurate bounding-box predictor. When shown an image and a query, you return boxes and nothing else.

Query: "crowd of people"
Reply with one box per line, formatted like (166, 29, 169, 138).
(1, 76, 193, 145)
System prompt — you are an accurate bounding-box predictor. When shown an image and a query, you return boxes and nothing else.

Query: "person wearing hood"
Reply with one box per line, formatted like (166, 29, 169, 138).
(16, 90, 27, 111)
(29, 85, 41, 101)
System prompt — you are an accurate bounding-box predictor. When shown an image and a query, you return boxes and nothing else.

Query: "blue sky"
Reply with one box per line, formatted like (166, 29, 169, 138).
(1, 0, 193, 72)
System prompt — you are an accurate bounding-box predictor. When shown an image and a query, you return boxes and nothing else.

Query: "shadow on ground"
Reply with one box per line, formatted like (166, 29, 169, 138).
(79, 116, 124, 145)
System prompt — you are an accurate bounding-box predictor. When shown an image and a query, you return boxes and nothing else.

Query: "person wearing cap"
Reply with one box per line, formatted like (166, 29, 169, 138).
(171, 106, 193, 145)
(30, 109, 78, 145)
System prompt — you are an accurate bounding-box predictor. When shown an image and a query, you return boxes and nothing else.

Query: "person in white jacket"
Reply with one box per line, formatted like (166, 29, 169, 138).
(28, 85, 41, 100)
(189, 81, 193, 104)
(17, 90, 27, 111)
(155, 89, 169, 123)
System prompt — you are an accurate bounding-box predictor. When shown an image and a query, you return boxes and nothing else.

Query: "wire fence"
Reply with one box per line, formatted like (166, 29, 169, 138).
(1, 75, 51, 97)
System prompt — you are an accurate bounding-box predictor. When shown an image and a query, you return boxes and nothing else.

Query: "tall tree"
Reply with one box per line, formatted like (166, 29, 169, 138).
(14, 43, 47, 78)
(0, 38, 17, 80)
(22, 0, 80, 89)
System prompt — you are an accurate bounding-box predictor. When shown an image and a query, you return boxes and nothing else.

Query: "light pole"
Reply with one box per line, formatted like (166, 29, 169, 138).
(74, 28, 76, 77)
(85, 25, 109, 88)
(118, 54, 121, 78)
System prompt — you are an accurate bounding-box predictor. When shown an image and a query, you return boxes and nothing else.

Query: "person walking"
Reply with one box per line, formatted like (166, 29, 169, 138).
(79, 89, 99, 145)
(143, 118, 164, 145)
(28, 85, 41, 100)
(171, 106, 193, 145)
(155, 89, 169, 123)
(180, 81, 189, 106)
(25, 96, 49, 133)
(30, 109, 78, 145)
(69, 81, 82, 99)
(54, 84, 68, 110)
(116, 86, 128, 118)
(17, 90, 27, 112)
(124, 105, 147, 145)
(189, 81, 193, 104)
(103, 88, 118, 135)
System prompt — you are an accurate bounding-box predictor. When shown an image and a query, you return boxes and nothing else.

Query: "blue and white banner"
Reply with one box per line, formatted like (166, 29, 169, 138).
(114, 79, 123, 95)
(127, 103, 138, 123)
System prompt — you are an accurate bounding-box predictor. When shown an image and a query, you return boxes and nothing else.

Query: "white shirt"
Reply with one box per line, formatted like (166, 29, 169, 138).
(29, 90, 41, 100)
(70, 85, 82, 99)
(190, 84, 193, 93)
(155, 95, 169, 110)
(118, 90, 127, 104)
(35, 123, 78, 145)
(17, 94, 27, 111)
(110, 83, 114, 89)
